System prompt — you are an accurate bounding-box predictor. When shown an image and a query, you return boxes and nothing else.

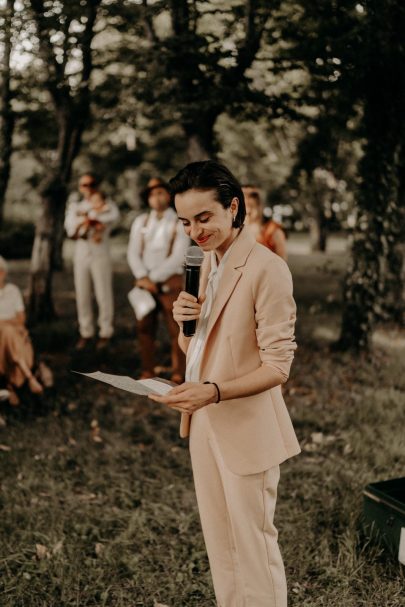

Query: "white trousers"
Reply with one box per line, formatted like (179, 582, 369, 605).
(73, 242, 114, 339)
(189, 408, 287, 607)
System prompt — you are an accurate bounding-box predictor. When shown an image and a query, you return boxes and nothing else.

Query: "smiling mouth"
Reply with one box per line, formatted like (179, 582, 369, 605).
(197, 235, 211, 244)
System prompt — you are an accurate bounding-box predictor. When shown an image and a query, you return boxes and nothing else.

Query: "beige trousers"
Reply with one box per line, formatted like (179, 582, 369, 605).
(73, 241, 114, 339)
(189, 408, 287, 607)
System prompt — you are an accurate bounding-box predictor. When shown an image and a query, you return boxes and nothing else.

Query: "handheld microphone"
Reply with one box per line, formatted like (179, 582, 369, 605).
(183, 245, 204, 337)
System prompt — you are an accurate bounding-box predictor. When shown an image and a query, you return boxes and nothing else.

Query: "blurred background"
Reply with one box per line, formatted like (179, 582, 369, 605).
(0, 2, 404, 606)
(1, 0, 403, 347)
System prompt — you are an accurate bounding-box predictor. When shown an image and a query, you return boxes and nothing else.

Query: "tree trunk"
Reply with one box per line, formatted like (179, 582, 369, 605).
(338, 2, 404, 350)
(28, 118, 85, 322)
(338, 119, 400, 350)
(28, 176, 67, 321)
(184, 113, 218, 162)
(186, 134, 211, 163)
(309, 211, 328, 252)
(27, 0, 99, 322)
(0, 0, 14, 228)
(385, 156, 405, 323)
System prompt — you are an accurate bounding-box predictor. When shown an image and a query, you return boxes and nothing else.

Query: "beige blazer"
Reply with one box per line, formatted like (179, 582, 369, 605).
(180, 227, 300, 475)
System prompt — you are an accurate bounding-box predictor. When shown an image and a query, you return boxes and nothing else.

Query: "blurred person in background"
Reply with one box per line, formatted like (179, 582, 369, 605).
(127, 178, 189, 383)
(64, 173, 120, 351)
(243, 185, 287, 261)
(0, 256, 51, 405)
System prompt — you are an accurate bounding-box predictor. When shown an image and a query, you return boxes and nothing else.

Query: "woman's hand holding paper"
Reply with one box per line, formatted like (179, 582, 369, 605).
(148, 381, 217, 413)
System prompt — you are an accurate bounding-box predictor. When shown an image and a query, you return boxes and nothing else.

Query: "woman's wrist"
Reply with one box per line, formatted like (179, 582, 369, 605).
(203, 381, 221, 403)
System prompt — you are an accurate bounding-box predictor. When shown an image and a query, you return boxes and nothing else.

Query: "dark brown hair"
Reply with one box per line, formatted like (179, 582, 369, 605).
(169, 160, 246, 228)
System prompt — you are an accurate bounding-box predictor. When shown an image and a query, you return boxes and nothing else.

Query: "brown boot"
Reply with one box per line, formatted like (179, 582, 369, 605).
(96, 337, 110, 351)
(75, 337, 91, 351)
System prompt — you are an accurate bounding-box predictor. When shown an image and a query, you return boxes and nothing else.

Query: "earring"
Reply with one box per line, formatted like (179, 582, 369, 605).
(232, 215, 237, 227)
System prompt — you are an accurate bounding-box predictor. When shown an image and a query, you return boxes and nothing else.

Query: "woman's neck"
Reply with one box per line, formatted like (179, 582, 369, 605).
(215, 227, 241, 261)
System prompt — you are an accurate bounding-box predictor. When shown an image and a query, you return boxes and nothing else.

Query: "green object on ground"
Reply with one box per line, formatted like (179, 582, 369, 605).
(363, 477, 405, 563)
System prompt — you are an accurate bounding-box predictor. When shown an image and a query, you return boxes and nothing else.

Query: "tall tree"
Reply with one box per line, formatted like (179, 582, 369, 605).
(279, 0, 360, 251)
(0, 0, 15, 228)
(281, 0, 404, 347)
(26, 0, 102, 321)
(338, 0, 405, 349)
(116, 0, 294, 162)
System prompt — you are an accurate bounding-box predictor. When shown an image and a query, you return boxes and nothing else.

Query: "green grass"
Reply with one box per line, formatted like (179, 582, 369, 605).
(1, 242, 404, 606)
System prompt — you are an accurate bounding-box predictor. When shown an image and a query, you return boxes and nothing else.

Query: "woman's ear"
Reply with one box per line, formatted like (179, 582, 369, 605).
(230, 196, 239, 216)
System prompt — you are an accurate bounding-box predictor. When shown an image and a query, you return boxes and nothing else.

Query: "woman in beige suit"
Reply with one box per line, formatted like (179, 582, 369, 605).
(150, 161, 300, 607)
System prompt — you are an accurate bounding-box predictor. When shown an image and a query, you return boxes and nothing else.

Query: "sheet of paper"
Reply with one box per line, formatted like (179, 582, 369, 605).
(72, 370, 175, 396)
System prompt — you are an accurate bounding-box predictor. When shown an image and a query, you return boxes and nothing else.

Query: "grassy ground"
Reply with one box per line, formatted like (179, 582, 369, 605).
(0, 236, 404, 606)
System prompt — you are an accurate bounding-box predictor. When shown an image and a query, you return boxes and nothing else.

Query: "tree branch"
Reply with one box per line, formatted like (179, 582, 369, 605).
(235, 0, 272, 75)
(142, 0, 159, 43)
(80, 0, 102, 85)
(29, 0, 70, 107)
(169, 0, 190, 36)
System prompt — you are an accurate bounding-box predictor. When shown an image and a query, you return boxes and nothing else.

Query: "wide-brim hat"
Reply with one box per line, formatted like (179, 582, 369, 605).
(141, 178, 171, 205)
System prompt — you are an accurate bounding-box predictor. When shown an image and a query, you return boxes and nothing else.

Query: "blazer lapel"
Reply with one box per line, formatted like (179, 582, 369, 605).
(204, 227, 256, 346)
(180, 228, 256, 437)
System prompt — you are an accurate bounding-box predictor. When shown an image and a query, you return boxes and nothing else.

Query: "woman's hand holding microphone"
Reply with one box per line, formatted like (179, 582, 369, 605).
(172, 291, 205, 330)
(149, 290, 216, 413)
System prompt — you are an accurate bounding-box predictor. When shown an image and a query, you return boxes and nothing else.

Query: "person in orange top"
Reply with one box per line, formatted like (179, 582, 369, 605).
(242, 185, 287, 261)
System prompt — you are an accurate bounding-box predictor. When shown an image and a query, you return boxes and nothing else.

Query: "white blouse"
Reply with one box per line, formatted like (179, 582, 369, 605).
(127, 207, 189, 283)
(186, 244, 234, 383)
(0, 283, 25, 320)
(64, 198, 120, 244)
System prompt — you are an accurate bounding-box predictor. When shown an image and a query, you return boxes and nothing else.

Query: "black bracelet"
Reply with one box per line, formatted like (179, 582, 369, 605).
(203, 381, 221, 403)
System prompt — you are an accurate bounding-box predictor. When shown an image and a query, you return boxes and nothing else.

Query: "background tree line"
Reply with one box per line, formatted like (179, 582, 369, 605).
(0, 0, 404, 349)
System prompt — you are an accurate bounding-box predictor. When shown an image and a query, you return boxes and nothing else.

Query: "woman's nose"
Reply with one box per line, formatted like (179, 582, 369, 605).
(190, 224, 203, 241)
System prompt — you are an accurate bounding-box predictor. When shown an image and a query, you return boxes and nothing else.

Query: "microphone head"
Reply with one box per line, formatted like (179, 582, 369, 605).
(185, 245, 205, 267)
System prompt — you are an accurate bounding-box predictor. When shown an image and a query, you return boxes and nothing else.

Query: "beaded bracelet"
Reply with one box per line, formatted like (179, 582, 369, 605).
(203, 381, 221, 403)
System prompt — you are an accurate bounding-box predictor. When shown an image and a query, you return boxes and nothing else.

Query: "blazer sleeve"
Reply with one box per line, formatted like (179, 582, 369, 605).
(253, 257, 297, 383)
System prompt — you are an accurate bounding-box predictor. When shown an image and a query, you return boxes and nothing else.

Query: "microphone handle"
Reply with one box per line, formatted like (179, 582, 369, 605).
(183, 266, 201, 337)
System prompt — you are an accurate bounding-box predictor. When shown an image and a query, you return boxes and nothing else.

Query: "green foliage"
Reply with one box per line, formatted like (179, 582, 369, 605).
(1, 0, 404, 342)
(108, 0, 304, 158)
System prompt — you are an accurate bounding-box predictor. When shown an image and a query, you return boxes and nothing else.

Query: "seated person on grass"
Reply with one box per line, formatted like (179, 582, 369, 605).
(0, 256, 47, 405)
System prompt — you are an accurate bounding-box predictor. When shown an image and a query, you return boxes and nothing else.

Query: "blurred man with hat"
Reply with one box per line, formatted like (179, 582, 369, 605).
(127, 178, 189, 382)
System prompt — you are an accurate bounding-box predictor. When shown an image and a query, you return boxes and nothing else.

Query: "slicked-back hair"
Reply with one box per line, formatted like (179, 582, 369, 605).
(169, 160, 246, 228)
